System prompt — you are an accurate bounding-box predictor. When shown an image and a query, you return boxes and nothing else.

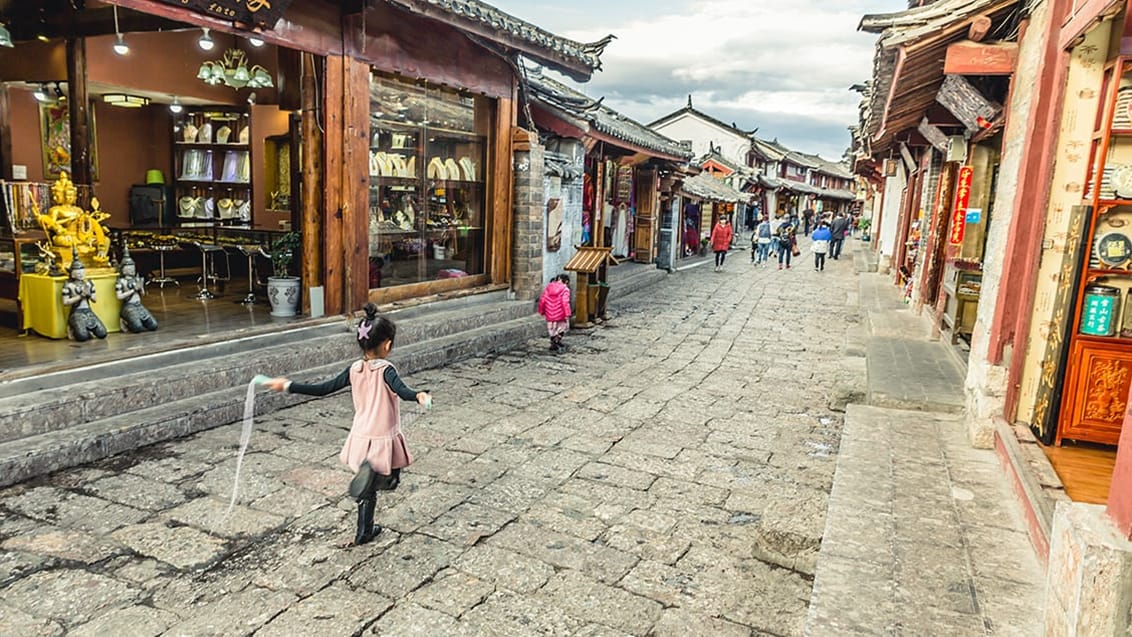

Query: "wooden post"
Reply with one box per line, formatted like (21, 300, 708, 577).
(489, 96, 515, 285)
(343, 56, 369, 313)
(300, 53, 323, 315)
(0, 84, 11, 180)
(323, 54, 345, 315)
(66, 38, 92, 186)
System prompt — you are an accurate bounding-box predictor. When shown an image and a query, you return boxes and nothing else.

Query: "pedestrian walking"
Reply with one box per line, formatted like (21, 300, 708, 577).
(811, 221, 832, 271)
(538, 274, 572, 352)
(830, 211, 850, 260)
(752, 214, 773, 266)
(802, 207, 814, 235)
(710, 215, 733, 272)
(776, 221, 796, 270)
(263, 304, 430, 546)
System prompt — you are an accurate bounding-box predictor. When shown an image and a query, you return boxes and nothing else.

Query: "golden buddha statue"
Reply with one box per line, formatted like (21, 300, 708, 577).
(37, 172, 110, 269)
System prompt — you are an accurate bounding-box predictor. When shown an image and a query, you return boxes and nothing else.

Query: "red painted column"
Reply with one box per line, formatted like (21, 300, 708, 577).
(1108, 388, 1132, 538)
(991, 0, 1071, 420)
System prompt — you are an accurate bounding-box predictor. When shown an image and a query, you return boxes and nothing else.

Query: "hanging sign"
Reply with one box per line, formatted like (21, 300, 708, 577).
(150, 0, 295, 28)
(950, 165, 974, 245)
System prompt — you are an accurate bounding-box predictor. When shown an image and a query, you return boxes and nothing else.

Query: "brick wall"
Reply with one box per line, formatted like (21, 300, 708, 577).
(511, 141, 545, 301)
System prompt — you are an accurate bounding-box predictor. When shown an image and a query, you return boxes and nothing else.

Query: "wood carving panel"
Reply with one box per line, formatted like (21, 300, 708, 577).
(1061, 341, 1131, 445)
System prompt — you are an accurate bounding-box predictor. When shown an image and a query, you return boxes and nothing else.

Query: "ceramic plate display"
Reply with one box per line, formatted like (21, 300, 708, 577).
(1096, 231, 1132, 267)
(1113, 164, 1132, 199)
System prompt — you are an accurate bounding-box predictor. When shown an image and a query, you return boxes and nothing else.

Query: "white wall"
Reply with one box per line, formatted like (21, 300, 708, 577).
(652, 113, 749, 165)
(542, 139, 586, 286)
(878, 163, 906, 264)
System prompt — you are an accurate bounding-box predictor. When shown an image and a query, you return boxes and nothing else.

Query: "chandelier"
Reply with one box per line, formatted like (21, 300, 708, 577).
(197, 48, 273, 90)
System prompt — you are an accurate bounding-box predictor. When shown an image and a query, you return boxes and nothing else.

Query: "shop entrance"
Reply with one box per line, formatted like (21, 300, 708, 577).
(0, 14, 309, 373)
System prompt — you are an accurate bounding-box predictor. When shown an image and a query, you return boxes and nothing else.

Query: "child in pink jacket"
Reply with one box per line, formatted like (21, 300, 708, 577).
(538, 274, 572, 352)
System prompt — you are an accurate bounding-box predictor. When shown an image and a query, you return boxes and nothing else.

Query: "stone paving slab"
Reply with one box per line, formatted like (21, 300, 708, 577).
(805, 404, 1044, 636)
(0, 250, 893, 635)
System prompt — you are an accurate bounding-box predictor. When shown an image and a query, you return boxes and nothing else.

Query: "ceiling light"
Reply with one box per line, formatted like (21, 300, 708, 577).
(113, 34, 129, 56)
(52, 82, 65, 101)
(36, 34, 49, 43)
(169, 96, 183, 114)
(103, 93, 150, 108)
(198, 28, 214, 51)
(248, 35, 264, 47)
(0, 24, 13, 48)
(33, 85, 50, 102)
(111, 6, 129, 55)
(197, 48, 273, 90)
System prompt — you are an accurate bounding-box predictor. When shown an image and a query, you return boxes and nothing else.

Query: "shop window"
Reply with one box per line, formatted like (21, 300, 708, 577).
(367, 72, 490, 290)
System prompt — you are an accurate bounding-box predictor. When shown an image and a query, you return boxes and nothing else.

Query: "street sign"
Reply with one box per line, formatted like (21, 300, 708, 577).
(150, 0, 295, 28)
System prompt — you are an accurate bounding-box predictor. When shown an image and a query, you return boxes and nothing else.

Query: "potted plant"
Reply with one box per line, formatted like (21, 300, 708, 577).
(265, 231, 301, 317)
(857, 217, 872, 242)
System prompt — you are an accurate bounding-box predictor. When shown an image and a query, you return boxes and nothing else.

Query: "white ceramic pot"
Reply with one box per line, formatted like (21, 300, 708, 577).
(267, 276, 301, 317)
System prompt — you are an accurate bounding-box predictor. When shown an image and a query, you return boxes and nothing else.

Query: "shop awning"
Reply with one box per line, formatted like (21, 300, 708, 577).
(858, 0, 1019, 153)
(386, 0, 611, 81)
(680, 172, 745, 203)
(564, 246, 617, 273)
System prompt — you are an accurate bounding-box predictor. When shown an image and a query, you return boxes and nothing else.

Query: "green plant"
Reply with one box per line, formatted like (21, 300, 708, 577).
(857, 217, 872, 234)
(268, 231, 301, 278)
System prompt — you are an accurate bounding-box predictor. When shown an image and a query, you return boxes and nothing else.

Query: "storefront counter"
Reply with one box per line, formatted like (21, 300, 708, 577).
(19, 271, 121, 339)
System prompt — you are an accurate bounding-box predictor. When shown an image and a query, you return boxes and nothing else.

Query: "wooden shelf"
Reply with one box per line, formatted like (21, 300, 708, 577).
(1074, 333, 1132, 345)
(176, 142, 250, 149)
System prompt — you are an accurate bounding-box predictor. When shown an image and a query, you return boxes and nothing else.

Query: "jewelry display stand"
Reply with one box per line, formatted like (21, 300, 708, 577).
(172, 107, 252, 228)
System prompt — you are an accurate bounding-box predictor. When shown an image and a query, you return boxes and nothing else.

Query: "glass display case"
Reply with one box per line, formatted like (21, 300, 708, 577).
(172, 107, 252, 228)
(368, 72, 488, 289)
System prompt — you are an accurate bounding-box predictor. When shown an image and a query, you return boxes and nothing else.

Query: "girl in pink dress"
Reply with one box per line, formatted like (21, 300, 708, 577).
(264, 303, 430, 545)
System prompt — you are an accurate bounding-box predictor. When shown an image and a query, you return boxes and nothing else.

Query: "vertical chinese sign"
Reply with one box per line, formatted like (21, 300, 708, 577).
(949, 165, 973, 245)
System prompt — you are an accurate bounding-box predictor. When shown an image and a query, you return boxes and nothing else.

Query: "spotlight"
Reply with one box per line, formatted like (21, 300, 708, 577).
(198, 28, 214, 51)
(112, 6, 129, 55)
(247, 91, 256, 105)
(169, 96, 183, 114)
(113, 34, 129, 56)
(33, 84, 50, 102)
(248, 35, 264, 47)
(0, 23, 13, 48)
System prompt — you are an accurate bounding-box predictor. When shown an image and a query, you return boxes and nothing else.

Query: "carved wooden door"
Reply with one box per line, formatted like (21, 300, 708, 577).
(1059, 339, 1132, 445)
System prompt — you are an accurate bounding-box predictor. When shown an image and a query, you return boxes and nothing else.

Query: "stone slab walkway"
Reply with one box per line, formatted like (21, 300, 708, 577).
(0, 248, 863, 636)
(806, 405, 1045, 636)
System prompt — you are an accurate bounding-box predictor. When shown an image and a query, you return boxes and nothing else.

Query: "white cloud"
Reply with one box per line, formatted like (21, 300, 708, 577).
(493, 0, 898, 159)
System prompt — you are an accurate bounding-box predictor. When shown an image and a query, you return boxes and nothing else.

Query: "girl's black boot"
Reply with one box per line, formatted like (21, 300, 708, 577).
(354, 497, 380, 545)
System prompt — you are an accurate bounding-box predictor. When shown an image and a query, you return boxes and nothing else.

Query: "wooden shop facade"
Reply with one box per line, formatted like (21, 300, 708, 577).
(0, 0, 607, 365)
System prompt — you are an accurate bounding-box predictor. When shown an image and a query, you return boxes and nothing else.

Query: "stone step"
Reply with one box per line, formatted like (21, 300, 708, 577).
(0, 312, 543, 487)
(0, 295, 532, 444)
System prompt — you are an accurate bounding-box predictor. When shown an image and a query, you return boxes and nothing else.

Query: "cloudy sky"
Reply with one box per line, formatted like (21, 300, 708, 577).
(490, 0, 901, 161)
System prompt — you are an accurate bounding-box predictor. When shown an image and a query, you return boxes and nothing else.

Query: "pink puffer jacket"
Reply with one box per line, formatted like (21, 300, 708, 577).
(538, 281, 572, 322)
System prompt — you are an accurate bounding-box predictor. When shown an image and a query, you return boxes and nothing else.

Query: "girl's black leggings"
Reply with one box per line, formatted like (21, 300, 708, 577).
(715, 250, 727, 266)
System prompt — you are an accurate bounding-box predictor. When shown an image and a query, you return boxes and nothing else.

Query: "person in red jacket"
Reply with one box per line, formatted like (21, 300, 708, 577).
(538, 274, 572, 352)
(710, 216, 734, 272)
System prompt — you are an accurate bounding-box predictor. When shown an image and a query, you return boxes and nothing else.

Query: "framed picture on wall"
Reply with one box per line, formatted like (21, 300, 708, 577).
(40, 101, 99, 181)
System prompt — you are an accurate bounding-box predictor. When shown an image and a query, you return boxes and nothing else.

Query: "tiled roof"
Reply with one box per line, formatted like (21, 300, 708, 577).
(386, 0, 612, 81)
(648, 97, 757, 139)
(681, 172, 746, 203)
(527, 69, 692, 160)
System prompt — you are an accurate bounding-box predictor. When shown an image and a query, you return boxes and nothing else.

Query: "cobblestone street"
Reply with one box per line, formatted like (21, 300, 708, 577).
(0, 250, 866, 636)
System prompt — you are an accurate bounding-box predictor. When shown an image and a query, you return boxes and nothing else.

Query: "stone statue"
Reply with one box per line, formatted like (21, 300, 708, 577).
(61, 248, 107, 342)
(115, 246, 157, 333)
(37, 172, 110, 269)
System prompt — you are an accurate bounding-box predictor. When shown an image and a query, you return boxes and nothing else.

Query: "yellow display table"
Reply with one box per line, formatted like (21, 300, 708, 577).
(19, 271, 122, 339)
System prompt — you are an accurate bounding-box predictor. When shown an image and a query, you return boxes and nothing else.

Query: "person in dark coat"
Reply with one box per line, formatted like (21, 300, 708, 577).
(829, 212, 851, 260)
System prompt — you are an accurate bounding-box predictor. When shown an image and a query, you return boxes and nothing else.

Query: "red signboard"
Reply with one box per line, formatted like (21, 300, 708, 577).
(949, 165, 973, 245)
(149, 0, 294, 28)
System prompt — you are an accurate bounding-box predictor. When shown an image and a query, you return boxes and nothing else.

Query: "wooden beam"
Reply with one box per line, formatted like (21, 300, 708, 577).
(66, 38, 91, 186)
(967, 15, 992, 42)
(945, 41, 1019, 76)
(936, 74, 1002, 132)
(343, 55, 369, 314)
(323, 54, 345, 315)
(300, 53, 323, 315)
(917, 117, 949, 151)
